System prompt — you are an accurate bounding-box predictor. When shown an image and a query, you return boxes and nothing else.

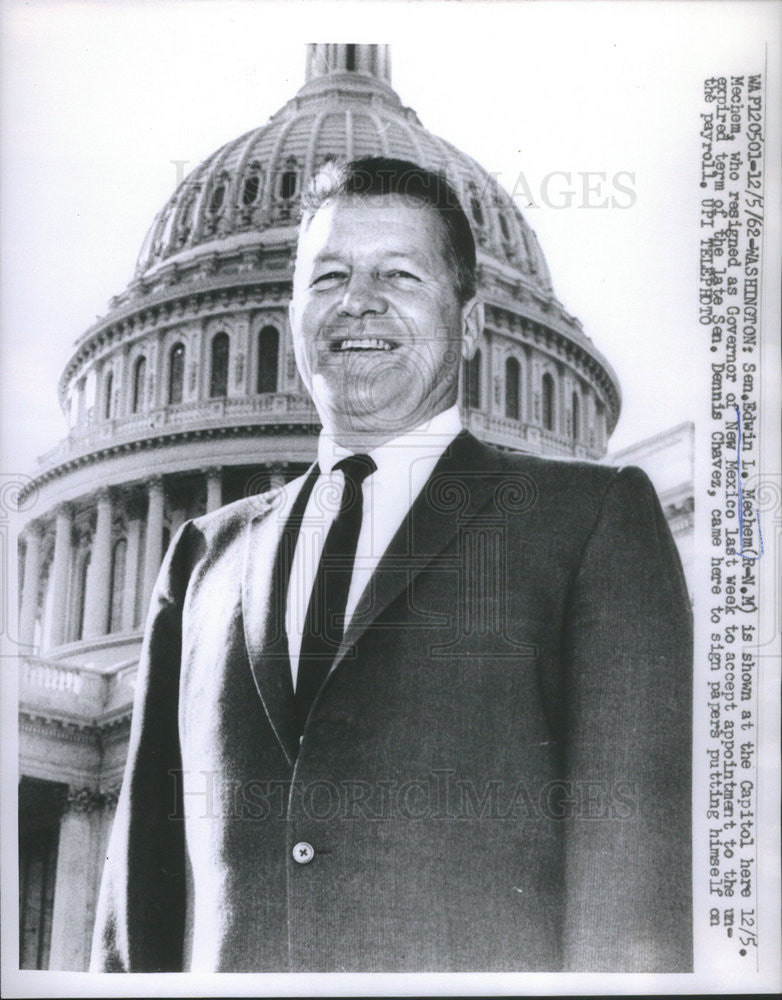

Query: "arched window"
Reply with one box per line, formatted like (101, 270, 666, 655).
(242, 172, 261, 206)
(132, 356, 146, 413)
(345, 43, 357, 71)
(572, 391, 581, 441)
(210, 332, 230, 398)
(168, 343, 185, 404)
(257, 326, 279, 393)
(466, 349, 481, 410)
(498, 213, 510, 241)
(103, 372, 114, 420)
(505, 357, 520, 420)
(542, 372, 555, 432)
(108, 538, 127, 633)
(280, 169, 298, 201)
(209, 182, 225, 215)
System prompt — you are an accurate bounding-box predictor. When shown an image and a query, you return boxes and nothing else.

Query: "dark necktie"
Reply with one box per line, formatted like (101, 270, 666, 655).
(295, 454, 377, 735)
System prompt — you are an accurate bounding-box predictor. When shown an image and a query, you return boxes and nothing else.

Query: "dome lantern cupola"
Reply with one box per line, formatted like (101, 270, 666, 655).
(305, 43, 392, 84)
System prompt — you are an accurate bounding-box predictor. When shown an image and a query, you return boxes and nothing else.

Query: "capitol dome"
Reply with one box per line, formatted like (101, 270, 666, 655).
(18, 44, 622, 971)
(53, 43, 620, 465)
(134, 46, 556, 296)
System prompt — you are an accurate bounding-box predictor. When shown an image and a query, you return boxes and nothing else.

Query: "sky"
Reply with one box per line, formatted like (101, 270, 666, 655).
(0, 0, 778, 480)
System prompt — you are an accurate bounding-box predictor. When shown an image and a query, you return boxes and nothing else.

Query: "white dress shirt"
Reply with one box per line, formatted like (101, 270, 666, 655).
(285, 405, 462, 687)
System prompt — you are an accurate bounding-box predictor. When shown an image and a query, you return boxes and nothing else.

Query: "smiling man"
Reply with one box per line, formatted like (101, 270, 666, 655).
(289, 168, 481, 448)
(92, 158, 692, 974)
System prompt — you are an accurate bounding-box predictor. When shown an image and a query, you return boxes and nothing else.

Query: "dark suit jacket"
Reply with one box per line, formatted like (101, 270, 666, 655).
(91, 431, 692, 973)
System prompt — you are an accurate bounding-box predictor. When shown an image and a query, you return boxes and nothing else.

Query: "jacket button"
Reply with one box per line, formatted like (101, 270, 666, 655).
(292, 841, 314, 864)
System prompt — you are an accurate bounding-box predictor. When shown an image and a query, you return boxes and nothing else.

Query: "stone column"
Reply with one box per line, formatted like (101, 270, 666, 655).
(584, 389, 596, 449)
(19, 522, 43, 648)
(122, 516, 142, 630)
(205, 466, 223, 512)
(269, 465, 286, 490)
(169, 511, 186, 537)
(557, 364, 566, 436)
(48, 787, 106, 971)
(231, 316, 250, 397)
(524, 345, 534, 424)
(82, 490, 113, 639)
(48, 505, 73, 648)
(147, 337, 161, 410)
(141, 477, 165, 610)
(185, 331, 198, 403)
(596, 401, 606, 452)
(76, 378, 87, 427)
(115, 347, 128, 416)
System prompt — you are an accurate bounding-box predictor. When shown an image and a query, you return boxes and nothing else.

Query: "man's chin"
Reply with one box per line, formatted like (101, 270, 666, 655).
(319, 403, 451, 449)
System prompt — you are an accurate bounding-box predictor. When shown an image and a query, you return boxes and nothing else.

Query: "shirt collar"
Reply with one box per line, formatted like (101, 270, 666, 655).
(317, 405, 463, 475)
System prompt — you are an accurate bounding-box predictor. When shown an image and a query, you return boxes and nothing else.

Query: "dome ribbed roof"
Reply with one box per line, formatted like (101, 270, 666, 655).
(135, 50, 554, 296)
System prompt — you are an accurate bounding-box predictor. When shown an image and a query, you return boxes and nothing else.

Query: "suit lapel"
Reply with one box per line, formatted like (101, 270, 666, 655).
(242, 432, 513, 748)
(334, 430, 505, 670)
(241, 466, 318, 765)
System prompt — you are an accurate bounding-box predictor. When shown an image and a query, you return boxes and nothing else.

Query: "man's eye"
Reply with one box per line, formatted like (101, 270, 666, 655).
(311, 271, 347, 287)
(385, 270, 420, 281)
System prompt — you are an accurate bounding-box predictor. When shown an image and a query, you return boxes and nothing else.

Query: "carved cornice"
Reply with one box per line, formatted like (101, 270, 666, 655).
(21, 422, 319, 501)
(20, 712, 102, 744)
(665, 496, 695, 517)
(483, 303, 621, 426)
(19, 708, 132, 740)
(60, 276, 292, 404)
(0, 474, 40, 519)
(66, 783, 122, 814)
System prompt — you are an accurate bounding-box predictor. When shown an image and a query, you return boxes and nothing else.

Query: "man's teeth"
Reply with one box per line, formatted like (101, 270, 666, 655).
(337, 338, 395, 351)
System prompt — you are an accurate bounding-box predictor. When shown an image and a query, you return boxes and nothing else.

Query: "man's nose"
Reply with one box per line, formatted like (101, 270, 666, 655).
(337, 273, 388, 316)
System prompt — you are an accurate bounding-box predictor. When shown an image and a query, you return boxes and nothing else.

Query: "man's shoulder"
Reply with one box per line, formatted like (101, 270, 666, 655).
(457, 431, 625, 493)
(453, 432, 658, 528)
(187, 472, 309, 544)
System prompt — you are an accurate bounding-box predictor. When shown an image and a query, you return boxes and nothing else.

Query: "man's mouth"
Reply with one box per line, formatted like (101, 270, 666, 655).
(330, 337, 399, 352)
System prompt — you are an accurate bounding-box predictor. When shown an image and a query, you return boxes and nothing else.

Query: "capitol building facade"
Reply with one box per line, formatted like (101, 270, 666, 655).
(15, 44, 690, 971)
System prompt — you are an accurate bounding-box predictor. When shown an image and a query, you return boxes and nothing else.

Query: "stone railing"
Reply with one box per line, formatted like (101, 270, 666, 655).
(20, 657, 108, 718)
(19, 654, 144, 726)
(23, 659, 85, 695)
(463, 411, 599, 459)
(38, 393, 319, 469)
(103, 663, 139, 715)
(535, 426, 591, 457)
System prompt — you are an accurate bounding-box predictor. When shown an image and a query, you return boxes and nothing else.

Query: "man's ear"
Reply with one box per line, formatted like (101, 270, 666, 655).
(460, 298, 483, 360)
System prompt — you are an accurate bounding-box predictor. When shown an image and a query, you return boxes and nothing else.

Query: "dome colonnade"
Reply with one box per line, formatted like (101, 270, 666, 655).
(16, 43, 621, 970)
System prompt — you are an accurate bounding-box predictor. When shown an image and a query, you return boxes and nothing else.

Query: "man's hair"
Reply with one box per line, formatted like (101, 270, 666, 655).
(299, 156, 477, 303)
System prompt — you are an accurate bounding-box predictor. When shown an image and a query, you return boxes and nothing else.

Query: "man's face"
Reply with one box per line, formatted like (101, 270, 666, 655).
(289, 193, 482, 444)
